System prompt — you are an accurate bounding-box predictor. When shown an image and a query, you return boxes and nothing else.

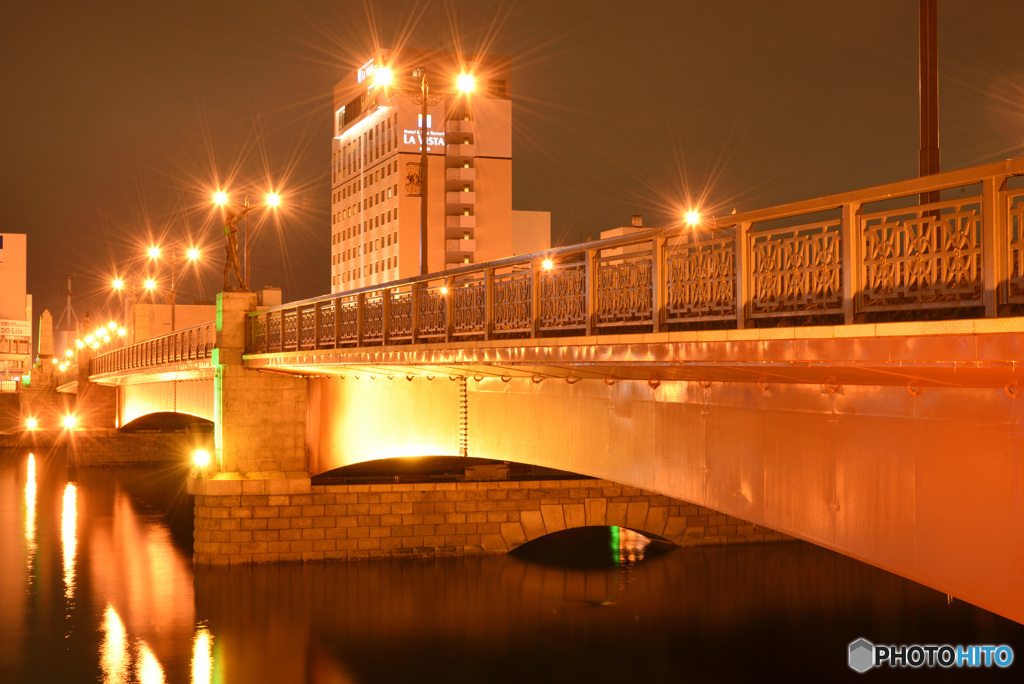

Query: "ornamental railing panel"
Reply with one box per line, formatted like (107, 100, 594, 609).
(861, 197, 983, 311)
(538, 263, 586, 331)
(1009, 192, 1024, 304)
(318, 301, 336, 347)
(594, 250, 654, 327)
(417, 286, 448, 340)
(492, 270, 532, 333)
(389, 290, 414, 342)
(362, 295, 384, 344)
(452, 279, 486, 337)
(282, 310, 299, 350)
(299, 305, 317, 350)
(338, 300, 358, 344)
(665, 236, 736, 321)
(749, 220, 843, 318)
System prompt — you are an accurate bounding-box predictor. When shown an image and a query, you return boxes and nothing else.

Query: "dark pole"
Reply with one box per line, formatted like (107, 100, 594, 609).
(170, 256, 177, 332)
(920, 0, 939, 203)
(420, 72, 430, 276)
(243, 194, 251, 290)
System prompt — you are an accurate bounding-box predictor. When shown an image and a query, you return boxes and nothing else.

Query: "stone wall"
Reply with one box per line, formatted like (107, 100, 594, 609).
(188, 474, 786, 565)
(67, 429, 210, 467)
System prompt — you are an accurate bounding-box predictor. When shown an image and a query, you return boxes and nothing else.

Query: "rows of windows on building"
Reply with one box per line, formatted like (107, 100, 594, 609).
(330, 116, 402, 287)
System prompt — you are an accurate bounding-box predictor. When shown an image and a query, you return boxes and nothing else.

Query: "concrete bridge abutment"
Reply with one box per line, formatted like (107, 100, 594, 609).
(210, 291, 307, 475)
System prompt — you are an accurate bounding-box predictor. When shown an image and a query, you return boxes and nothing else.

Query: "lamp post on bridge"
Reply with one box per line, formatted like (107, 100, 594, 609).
(213, 190, 281, 291)
(374, 62, 474, 276)
(147, 244, 201, 331)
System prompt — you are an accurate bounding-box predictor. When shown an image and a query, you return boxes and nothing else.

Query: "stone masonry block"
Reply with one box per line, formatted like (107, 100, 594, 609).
(520, 510, 546, 540)
(606, 502, 627, 527)
(480, 534, 508, 553)
(500, 522, 527, 548)
(644, 507, 669, 537)
(584, 498, 607, 526)
(564, 504, 585, 529)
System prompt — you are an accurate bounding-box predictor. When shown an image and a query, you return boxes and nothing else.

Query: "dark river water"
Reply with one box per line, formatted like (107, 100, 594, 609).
(1, 449, 1022, 683)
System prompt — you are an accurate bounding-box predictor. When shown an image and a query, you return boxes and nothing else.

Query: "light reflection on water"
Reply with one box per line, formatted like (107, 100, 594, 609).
(2, 451, 1023, 683)
(135, 641, 166, 684)
(24, 453, 36, 581)
(61, 482, 77, 600)
(191, 626, 213, 684)
(100, 605, 130, 684)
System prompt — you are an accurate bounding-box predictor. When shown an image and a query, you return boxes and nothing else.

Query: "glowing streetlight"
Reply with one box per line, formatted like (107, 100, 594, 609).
(456, 73, 475, 93)
(213, 191, 228, 205)
(62, 415, 77, 430)
(25, 417, 37, 430)
(192, 449, 211, 468)
(684, 210, 701, 227)
(542, 259, 554, 270)
(265, 192, 280, 208)
(112, 278, 124, 291)
(373, 66, 393, 88)
(144, 278, 157, 292)
(148, 246, 161, 259)
(187, 247, 201, 261)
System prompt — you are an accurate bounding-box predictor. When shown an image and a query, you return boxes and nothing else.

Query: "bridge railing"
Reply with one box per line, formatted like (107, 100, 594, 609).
(248, 158, 1024, 353)
(91, 322, 217, 375)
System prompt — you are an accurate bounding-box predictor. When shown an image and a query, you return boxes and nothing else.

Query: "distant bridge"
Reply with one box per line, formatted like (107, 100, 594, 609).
(58, 157, 1024, 624)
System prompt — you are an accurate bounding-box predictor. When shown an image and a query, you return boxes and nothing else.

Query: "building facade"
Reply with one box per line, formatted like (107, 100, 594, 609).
(330, 48, 547, 292)
(0, 234, 31, 382)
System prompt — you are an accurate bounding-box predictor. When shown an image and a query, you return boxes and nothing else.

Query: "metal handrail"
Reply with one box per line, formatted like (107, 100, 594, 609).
(91, 322, 217, 375)
(250, 158, 1024, 354)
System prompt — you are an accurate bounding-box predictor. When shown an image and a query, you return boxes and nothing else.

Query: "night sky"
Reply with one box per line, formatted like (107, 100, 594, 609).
(2, 0, 1022, 333)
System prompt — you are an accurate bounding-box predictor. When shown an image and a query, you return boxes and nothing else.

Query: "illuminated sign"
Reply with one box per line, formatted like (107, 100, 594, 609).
(0, 320, 30, 338)
(403, 116, 444, 150)
(357, 59, 376, 84)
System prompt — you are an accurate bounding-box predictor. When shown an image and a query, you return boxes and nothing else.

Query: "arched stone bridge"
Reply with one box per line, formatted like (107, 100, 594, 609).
(59, 158, 1024, 625)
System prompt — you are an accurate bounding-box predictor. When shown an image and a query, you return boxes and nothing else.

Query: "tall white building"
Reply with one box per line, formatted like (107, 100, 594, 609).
(330, 48, 548, 292)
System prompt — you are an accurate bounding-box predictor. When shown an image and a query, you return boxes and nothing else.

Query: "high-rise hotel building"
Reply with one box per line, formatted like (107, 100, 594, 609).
(330, 48, 549, 292)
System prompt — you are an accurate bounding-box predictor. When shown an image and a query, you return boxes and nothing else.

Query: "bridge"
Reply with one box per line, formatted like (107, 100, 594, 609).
(57, 158, 1024, 624)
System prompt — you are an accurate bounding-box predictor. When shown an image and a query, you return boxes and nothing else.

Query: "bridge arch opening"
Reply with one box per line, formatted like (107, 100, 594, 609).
(119, 411, 214, 434)
(511, 526, 675, 567)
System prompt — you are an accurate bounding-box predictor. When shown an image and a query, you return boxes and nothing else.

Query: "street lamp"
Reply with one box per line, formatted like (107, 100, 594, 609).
(213, 190, 281, 291)
(407, 66, 475, 276)
(147, 245, 200, 331)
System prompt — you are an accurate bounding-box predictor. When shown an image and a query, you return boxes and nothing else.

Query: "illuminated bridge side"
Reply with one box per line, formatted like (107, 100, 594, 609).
(66, 158, 1024, 625)
(248, 158, 1024, 356)
(73, 322, 217, 424)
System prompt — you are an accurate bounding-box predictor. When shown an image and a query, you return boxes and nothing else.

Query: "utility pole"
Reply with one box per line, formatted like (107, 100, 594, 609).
(919, 0, 939, 203)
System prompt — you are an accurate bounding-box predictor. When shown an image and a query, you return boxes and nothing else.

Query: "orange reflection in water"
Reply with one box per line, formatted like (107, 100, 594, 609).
(615, 527, 652, 566)
(89, 486, 195, 674)
(191, 626, 213, 684)
(101, 604, 130, 684)
(24, 454, 37, 580)
(61, 483, 78, 599)
(136, 641, 166, 684)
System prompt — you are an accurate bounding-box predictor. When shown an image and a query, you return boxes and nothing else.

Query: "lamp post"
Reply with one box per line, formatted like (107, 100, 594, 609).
(214, 190, 280, 291)
(406, 66, 474, 276)
(147, 245, 200, 331)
